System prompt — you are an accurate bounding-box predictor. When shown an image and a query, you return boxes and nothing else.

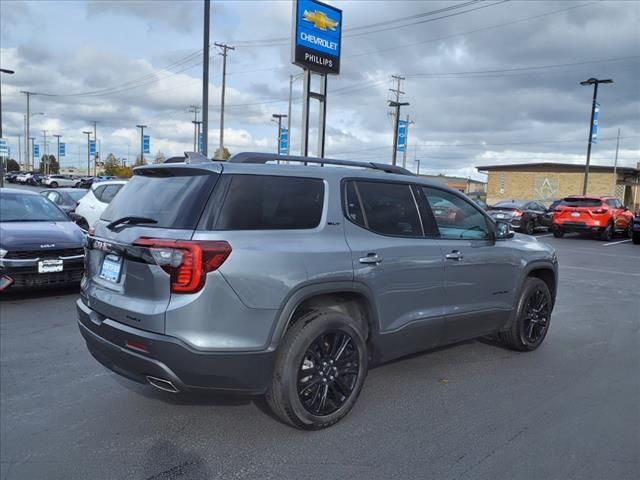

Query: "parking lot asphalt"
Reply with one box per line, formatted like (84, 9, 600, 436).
(1, 234, 639, 480)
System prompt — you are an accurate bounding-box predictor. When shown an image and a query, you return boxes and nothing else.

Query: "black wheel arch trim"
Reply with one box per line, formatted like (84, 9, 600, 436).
(268, 281, 380, 351)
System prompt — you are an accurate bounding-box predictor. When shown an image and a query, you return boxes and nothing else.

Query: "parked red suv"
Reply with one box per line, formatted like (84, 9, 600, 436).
(552, 196, 634, 241)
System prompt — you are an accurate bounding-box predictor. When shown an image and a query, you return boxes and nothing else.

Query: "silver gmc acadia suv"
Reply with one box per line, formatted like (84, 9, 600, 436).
(77, 152, 558, 430)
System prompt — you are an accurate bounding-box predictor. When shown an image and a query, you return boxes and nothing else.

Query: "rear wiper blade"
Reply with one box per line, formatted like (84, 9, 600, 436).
(106, 216, 158, 231)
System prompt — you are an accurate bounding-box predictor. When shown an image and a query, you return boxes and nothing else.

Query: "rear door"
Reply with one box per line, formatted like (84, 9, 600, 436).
(84, 166, 221, 334)
(420, 187, 519, 343)
(343, 179, 446, 357)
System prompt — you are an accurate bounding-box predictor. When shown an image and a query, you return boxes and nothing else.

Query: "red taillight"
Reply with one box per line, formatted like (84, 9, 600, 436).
(592, 208, 608, 214)
(133, 238, 231, 294)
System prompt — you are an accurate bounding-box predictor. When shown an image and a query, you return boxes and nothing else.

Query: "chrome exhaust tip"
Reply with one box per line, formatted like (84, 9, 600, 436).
(146, 375, 179, 393)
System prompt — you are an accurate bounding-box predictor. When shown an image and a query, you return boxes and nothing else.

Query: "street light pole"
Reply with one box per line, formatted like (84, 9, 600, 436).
(389, 100, 410, 166)
(53, 134, 62, 174)
(0, 68, 15, 187)
(580, 77, 613, 195)
(82, 131, 92, 176)
(136, 125, 147, 164)
(202, 0, 210, 157)
(272, 114, 287, 156)
(415, 159, 420, 176)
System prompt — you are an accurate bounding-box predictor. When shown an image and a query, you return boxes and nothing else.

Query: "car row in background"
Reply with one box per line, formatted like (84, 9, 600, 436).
(4, 171, 117, 188)
(0, 188, 85, 292)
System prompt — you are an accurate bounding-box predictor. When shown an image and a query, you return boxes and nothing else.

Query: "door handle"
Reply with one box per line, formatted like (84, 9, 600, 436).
(445, 250, 464, 261)
(359, 253, 382, 265)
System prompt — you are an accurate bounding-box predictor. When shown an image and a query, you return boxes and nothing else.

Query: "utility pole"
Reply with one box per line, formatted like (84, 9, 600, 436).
(0, 68, 15, 186)
(29, 137, 35, 172)
(136, 125, 147, 164)
(54, 134, 62, 175)
(20, 91, 35, 170)
(193, 120, 203, 152)
(579, 77, 613, 195)
(41, 129, 48, 174)
(415, 159, 420, 176)
(214, 42, 235, 159)
(82, 131, 92, 176)
(189, 105, 201, 151)
(287, 75, 296, 156)
(272, 114, 287, 157)
(388, 75, 407, 166)
(612, 128, 621, 196)
(92, 121, 99, 174)
(18, 134, 22, 170)
(202, 0, 211, 157)
(402, 115, 415, 169)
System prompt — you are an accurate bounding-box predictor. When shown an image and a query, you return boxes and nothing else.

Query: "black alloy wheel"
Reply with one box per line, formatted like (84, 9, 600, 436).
(520, 287, 551, 347)
(524, 220, 534, 235)
(600, 221, 614, 241)
(297, 330, 359, 416)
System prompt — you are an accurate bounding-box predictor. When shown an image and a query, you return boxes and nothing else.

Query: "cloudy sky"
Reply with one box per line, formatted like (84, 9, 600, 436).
(1, 0, 639, 178)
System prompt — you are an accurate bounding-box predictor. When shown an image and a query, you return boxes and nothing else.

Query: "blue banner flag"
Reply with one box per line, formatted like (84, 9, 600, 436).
(89, 140, 96, 156)
(143, 135, 150, 154)
(591, 102, 600, 144)
(0, 138, 8, 156)
(198, 132, 204, 153)
(279, 128, 289, 155)
(59, 143, 66, 157)
(33, 144, 40, 157)
(397, 120, 407, 153)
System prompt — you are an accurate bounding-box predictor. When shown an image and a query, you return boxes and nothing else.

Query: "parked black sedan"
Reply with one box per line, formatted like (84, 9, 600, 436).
(0, 188, 85, 291)
(487, 200, 553, 234)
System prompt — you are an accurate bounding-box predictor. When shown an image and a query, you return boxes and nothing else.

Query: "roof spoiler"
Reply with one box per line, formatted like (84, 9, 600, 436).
(164, 152, 210, 164)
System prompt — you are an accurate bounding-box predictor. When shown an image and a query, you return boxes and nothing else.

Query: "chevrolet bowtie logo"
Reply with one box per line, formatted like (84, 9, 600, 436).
(302, 9, 338, 31)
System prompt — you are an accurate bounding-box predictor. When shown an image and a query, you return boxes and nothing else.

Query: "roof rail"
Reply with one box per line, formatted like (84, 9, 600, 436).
(229, 152, 414, 176)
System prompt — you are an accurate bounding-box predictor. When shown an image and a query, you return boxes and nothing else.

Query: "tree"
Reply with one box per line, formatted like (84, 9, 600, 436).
(39, 154, 59, 174)
(134, 154, 147, 166)
(102, 153, 120, 176)
(153, 151, 166, 164)
(6, 159, 19, 172)
(213, 147, 231, 161)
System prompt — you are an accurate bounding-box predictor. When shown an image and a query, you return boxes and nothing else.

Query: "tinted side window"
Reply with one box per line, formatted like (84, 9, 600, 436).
(100, 185, 123, 204)
(354, 181, 423, 237)
(216, 175, 324, 230)
(422, 187, 490, 240)
(93, 185, 106, 201)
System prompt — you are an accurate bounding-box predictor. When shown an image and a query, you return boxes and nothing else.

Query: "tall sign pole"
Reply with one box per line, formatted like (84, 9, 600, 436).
(214, 42, 235, 159)
(292, 0, 342, 158)
(202, 0, 211, 157)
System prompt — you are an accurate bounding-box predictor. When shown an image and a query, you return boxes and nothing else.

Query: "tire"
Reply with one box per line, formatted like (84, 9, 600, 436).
(266, 309, 368, 430)
(552, 226, 564, 238)
(625, 222, 633, 239)
(600, 221, 613, 241)
(50, 182, 58, 188)
(499, 277, 552, 352)
(75, 216, 90, 231)
(524, 221, 534, 235)
(633, 232, 640, 245)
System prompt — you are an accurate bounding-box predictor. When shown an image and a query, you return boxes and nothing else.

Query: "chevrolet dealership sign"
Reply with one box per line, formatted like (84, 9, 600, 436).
(292, 0, 342, 75)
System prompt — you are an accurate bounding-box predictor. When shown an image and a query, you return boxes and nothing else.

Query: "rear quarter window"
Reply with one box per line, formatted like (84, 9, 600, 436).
(214, 175, 324, 230)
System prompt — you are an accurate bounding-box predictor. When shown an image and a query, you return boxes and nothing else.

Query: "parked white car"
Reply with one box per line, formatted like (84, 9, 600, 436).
(43, 174, 78, 188)
(74, 180, 127, 229)
(15, 172, 33, 184)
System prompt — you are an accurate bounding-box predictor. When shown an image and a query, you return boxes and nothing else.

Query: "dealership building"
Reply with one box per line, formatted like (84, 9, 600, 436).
(477, 162, 640, 209)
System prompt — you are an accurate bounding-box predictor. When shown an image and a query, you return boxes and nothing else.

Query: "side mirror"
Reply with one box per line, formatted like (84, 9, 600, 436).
(495, 220, 515, 239)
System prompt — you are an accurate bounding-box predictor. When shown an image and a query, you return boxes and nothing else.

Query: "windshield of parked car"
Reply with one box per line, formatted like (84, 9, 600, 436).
(66, 190, 87, 202)
(491, 201, 525, 209)
(0, 192, 69, 222)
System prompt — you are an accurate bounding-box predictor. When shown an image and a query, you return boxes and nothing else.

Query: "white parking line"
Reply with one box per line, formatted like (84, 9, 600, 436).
(564, 265, 640, 277)
(537, 233, 554, 237)
(603, 239, 632, 246)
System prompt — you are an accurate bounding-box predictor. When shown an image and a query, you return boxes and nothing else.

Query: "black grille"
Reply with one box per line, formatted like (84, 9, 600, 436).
(562, 222, 588, 229)
(10, 270, 84, 289)
(5, 248, 84, 260)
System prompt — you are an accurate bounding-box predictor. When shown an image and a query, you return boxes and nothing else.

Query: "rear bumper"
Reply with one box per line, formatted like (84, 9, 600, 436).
(77, 299, 275, 394)
(553, 222, 603, 234)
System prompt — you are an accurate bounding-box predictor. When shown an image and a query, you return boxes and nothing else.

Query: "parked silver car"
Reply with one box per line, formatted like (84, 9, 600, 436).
(77, 153, 558, 429)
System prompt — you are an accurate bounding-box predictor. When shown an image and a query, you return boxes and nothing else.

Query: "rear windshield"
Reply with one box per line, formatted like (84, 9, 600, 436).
(561, 198, 601, 207)
(490, 202, 524, 210)
(101, 169, 219, 229)
(215, 175, 324, 230)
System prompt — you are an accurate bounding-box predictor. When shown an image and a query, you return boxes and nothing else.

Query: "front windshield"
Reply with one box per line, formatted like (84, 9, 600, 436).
(0, 192, 69, 222)
(67, 190, 87, 202)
